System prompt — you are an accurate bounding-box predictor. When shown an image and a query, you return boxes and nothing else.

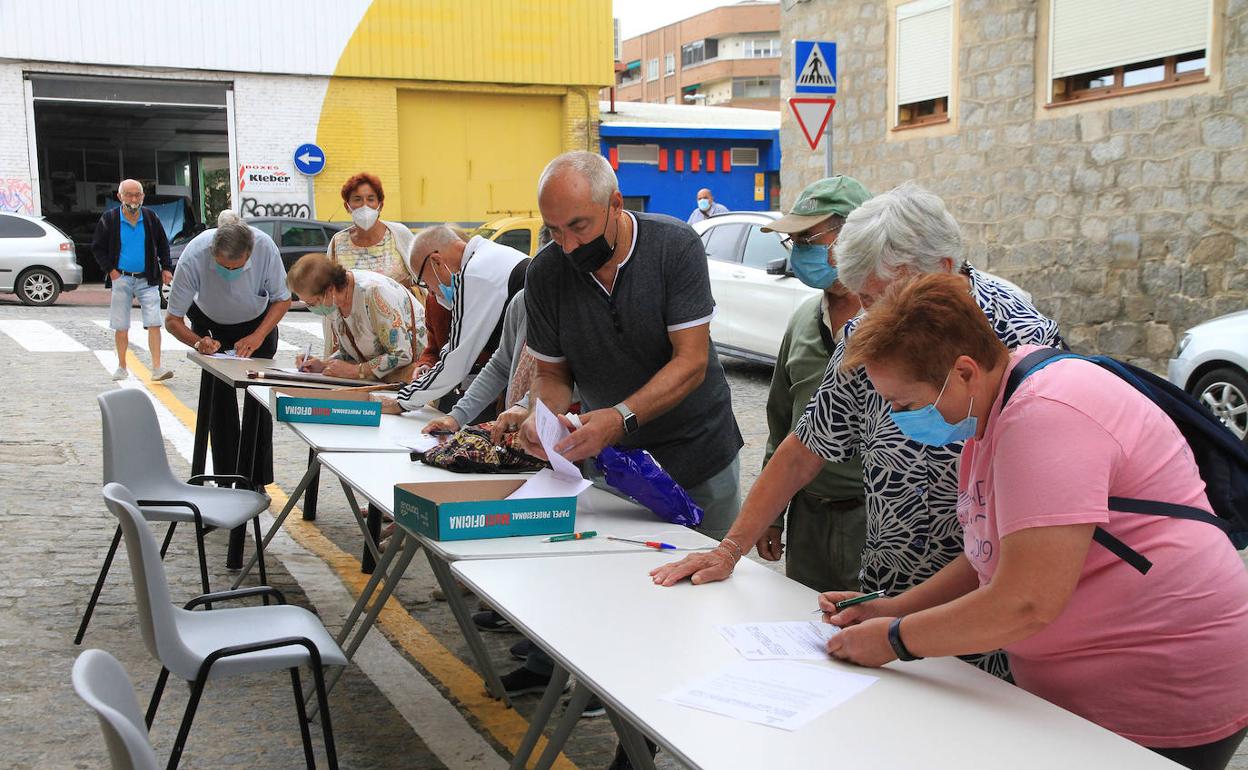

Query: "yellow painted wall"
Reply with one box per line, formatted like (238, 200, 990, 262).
(335, 0, 613, 87)
(314, 80, 599, 223)
(395, 90, 562, 223)
(311, 0, 607, 224)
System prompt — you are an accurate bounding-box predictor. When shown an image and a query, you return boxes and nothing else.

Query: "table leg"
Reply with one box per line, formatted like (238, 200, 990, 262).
(363, 504, 382, 574)
(426, 551, 511, 705)
(302, 447, 320, 521)
(337, 481, 383, 572)
(190, 370, 213, 477)
(227, 390, 261, 569)
(509, 664, 570, 770)
(605, 708, 658, 770)
(533, 681, 593, 770)
(231, 457, 319, 589)
(309, 534, 421, 715)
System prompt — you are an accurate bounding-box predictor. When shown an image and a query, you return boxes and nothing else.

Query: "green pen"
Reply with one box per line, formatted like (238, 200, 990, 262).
(812, 590, 887, 614)
(544, 531, 597, 543)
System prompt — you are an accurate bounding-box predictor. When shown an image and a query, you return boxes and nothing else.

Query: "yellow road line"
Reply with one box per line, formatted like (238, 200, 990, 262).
(127, 353, 576, 769)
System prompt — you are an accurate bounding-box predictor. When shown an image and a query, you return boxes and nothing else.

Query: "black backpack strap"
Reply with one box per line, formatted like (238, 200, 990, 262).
(1002, 347, 1076, 406)
(1092, 527, 1153, 575)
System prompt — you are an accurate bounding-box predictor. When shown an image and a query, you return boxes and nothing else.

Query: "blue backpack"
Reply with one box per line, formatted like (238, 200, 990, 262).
(1002, 347, 1248, 574)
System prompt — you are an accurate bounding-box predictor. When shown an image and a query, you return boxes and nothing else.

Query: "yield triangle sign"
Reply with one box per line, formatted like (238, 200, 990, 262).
(790, 98, 836, 150)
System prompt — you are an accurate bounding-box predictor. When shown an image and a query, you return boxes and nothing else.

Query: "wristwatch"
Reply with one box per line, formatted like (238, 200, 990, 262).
(888, 617, 922, 661)
(613, 402, 639, 435)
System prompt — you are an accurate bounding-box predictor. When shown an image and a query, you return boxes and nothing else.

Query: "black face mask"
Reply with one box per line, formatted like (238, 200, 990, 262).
(564, 207, 618, 273)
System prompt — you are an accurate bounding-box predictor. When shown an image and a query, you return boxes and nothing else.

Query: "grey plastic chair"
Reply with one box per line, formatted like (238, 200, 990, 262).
(103, 482, 346, 770)
(77, 388, 272, 644)
(72, 649, 160, 770)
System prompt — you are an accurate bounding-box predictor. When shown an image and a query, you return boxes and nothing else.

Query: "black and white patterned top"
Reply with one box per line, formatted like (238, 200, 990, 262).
(793, 266, 1063, 675)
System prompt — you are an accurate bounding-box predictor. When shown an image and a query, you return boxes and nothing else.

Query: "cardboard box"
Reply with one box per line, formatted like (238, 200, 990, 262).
(270, 386, 381, 426)
(394, 480, 576, 541)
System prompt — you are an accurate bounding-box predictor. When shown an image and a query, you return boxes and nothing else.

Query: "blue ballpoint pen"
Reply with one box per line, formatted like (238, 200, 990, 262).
(607, 536, 676, 550)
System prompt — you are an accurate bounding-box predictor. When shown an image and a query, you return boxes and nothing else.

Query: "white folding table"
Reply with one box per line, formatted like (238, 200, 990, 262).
(452, 552, 1182, 770)
(313, 450, 718, 707)
(235, 385, 444, 583)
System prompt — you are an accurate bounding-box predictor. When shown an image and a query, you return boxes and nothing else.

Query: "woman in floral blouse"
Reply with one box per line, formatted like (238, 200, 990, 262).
(327, 172, 416, 288)
(287, 253, 425, 382)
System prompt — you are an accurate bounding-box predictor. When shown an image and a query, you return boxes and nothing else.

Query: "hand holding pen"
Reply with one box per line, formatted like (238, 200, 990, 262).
(814, 590, 890, 626)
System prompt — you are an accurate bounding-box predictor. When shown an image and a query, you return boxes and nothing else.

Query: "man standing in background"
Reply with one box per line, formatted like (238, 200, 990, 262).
(686, 187, 728, 224)
(92, 179, 173, 381)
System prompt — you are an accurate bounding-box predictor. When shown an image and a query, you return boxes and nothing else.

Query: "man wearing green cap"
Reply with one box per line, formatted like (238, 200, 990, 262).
(755, 176, 870, 591)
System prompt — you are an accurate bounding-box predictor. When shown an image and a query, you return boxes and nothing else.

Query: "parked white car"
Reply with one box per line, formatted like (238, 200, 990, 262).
(692, 211, 817, 364)
(1167, 310, 1248, 444)
(692, 211, 1033, 365)
(0, 212, 82, 306)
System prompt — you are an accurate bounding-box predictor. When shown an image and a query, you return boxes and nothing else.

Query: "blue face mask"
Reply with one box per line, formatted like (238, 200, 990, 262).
(439, 281, 455, 308)
(789, 243, 839, 289)
(889, 371, 977, 447)
(697, 198, 711, 212)
(214, 262, 247, 282)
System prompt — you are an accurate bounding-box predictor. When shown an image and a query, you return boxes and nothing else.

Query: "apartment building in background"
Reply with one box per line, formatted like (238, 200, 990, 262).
(610, 1, 781, 110)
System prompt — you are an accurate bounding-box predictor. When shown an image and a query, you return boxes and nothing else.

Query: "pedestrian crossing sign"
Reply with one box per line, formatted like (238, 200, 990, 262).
(794, 40, 837, 94)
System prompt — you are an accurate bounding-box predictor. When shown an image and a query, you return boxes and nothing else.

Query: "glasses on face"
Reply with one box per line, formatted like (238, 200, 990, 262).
(780, 223, 843, 248)
(414, 251, 439, 289)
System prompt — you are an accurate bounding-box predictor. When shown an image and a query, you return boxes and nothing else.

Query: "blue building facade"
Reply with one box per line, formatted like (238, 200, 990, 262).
(599, 123, 781, 220)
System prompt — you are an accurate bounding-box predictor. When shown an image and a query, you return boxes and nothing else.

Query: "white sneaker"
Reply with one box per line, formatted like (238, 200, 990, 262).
(111, 367, 128, 381)
(151, 367, 174, 382)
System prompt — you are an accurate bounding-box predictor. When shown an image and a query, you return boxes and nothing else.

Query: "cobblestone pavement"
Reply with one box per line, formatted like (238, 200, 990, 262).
(4, 290, 1243, 770)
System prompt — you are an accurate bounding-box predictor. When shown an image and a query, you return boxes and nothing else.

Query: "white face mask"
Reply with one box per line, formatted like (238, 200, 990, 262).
(351, 204, 380, 230)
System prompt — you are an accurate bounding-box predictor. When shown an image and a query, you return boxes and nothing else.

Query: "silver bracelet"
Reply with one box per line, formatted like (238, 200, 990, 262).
(719, 536, 745, 560)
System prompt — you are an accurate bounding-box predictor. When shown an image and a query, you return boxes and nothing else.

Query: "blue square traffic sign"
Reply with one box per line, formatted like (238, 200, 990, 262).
(794, 41, 837, 94)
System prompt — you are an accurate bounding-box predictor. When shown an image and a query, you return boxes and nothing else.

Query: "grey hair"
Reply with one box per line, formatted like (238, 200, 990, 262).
(537, 151, 619, 206)
(834, 181, 962, 293)
(410, 224, 467, 260)
(212, 211, 254, 261)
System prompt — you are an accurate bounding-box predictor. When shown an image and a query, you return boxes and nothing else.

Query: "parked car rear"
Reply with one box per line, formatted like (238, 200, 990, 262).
(0, 212, 82, 306)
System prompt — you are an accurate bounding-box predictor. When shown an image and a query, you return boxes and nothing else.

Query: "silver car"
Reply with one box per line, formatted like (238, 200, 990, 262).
(0, 212, 82, 306)
(1167, 310, 1248, 444)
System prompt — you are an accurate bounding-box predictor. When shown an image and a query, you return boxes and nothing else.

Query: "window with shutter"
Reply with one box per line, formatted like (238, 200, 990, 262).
(1048, 0, 1210, 104)
(895, 0, 953, 128)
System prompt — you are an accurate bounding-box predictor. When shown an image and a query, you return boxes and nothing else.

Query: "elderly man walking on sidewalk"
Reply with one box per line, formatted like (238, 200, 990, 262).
(92, 179, 174, 381)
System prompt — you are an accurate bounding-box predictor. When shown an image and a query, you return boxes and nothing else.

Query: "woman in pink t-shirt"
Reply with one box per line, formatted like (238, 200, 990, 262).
(820, 274, 1248, 769)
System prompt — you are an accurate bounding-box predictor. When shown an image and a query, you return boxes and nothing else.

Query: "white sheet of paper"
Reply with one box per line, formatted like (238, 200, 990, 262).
(716, 621, 840, 661)
(273, 366, 304, 373)
(398, 406, 445, 422)
(208, 350, 247, 359)
(395, 434, 440, 453)
(533, 400, 583, 481)
(661, 659, 877, 731)
(506, 467, 592, 500)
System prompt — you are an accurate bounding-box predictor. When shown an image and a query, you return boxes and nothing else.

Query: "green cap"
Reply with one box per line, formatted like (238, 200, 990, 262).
(762, 175, 872, 234)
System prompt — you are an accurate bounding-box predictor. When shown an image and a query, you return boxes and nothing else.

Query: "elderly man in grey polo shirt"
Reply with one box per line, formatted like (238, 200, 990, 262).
(501, 154, 743, 748)
(165, 210, 291, 486)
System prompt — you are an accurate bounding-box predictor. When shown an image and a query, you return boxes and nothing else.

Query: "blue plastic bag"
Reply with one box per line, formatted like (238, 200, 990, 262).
(593, 446, 703, 527)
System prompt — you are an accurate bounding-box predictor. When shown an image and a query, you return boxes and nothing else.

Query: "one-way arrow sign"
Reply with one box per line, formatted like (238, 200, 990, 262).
(293, 143, 326, 176)
(790, 98, 836, 151)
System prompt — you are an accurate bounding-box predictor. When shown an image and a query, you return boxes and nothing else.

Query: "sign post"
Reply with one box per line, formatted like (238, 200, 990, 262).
(293, 142, 326, 219)
(793, 40, 837, 175)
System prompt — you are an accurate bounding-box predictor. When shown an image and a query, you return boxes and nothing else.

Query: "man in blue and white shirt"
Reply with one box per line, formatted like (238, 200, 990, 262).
(652, 183, 1064, 678)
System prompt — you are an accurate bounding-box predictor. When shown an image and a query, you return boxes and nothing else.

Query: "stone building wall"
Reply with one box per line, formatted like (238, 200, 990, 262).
(781, 0, 1248, 370)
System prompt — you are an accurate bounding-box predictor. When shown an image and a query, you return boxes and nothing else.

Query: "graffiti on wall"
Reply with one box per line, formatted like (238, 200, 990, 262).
(240, 196, 311, 219)
(0, 178, 34, 215)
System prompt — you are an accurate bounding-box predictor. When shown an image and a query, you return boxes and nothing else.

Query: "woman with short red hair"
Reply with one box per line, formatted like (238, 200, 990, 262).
(823, 273, 1248, 769)
(327, 172, 416, 289)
